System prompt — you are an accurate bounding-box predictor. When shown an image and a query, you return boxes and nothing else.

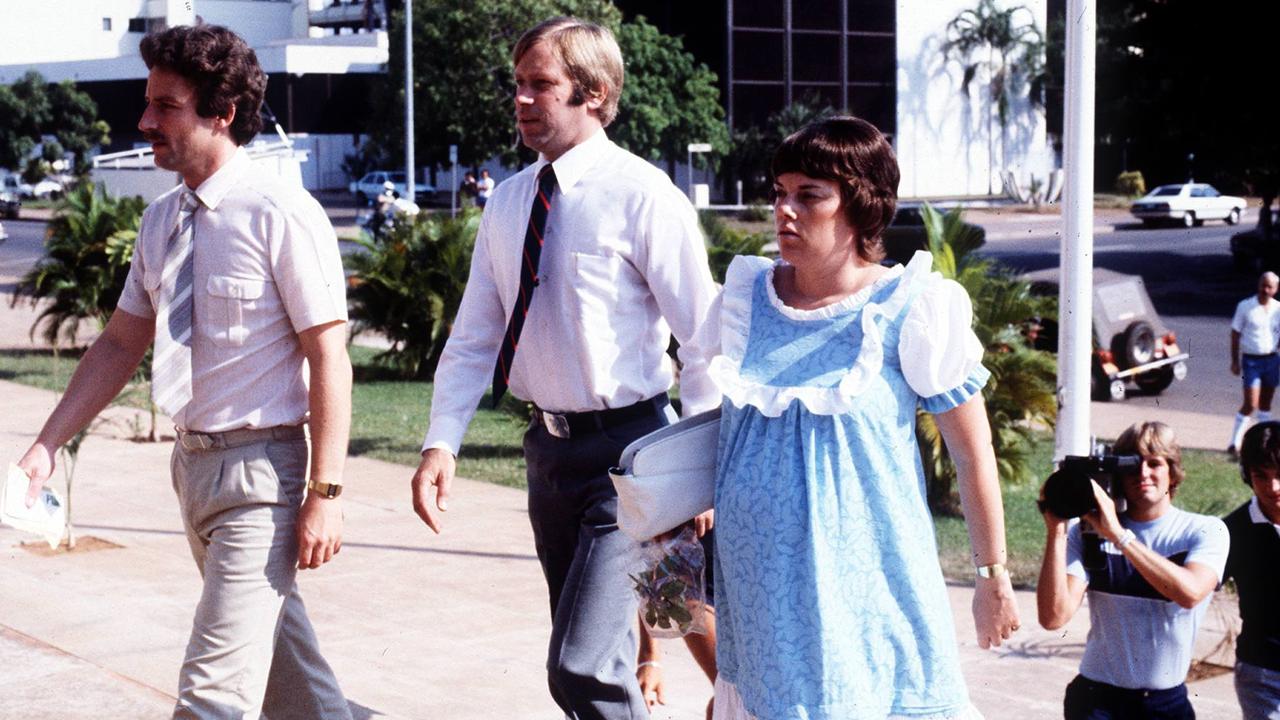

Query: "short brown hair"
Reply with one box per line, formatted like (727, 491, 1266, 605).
(771, 116, 899, 263)
(513, 17, 624, 127)
(1113, 421, 1186, 497)
(1240, 420, 1280, 484)
(140, 24, 266, 145)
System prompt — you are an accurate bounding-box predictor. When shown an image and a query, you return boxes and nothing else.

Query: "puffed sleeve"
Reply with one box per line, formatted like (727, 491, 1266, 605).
(899, 277, 990, 413)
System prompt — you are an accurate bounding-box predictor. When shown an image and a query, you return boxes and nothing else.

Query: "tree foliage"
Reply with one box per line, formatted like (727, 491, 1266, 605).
(942, 0, 1044, 190)
(368, 0, 620, 172)
(0, 71, 109, 175)
(612, 16, 728, 176)
(346, 209, 482, 379)
(914, 203, 1057, 515)
(10, 182, 144, 347)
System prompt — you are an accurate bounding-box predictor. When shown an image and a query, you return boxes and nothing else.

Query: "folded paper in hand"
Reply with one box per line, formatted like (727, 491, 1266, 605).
(609, 407, 719, 541)
(2, 463, 65, 549)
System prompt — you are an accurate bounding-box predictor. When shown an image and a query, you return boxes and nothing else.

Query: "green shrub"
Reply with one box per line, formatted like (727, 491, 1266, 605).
(346, 209, 481, 379)
(11, 181, 144, 346)
(699, 210, 769, 285)
(738, 204, 771, 222)
(1115, 170, 1146, 197)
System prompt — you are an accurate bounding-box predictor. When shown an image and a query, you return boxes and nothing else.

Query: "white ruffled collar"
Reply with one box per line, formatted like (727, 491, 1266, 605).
(764, 260, 906, 321)
(708, 251, 936, 417)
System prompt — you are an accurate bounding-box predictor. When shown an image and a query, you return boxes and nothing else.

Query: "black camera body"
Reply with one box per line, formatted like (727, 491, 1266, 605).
(1040, 453, 1142, 519)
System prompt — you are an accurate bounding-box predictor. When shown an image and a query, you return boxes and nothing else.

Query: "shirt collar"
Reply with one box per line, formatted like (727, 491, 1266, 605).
(188, 147, 250, 210)
(1248, 496, 1280, 535)
(538, 129, 609, 192)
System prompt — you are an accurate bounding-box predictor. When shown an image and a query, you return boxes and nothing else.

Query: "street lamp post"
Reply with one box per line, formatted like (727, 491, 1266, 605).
(404, 0, 415, 203)
(687, 142, 712, 205)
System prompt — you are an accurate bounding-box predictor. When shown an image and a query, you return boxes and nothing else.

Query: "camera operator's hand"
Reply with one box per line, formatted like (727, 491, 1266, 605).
(1080, 479, 1125, 543)
(1037, 481, 1070, 529)
(973, 571, 1020, 649)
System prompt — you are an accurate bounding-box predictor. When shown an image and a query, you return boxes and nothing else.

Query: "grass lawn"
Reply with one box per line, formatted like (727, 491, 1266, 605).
(0, 346, 1254, 584)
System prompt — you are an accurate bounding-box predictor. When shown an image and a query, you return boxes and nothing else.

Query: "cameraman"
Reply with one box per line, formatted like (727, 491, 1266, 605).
(1226, 421, 1280, 719)
(1037, 421, 1230, 719)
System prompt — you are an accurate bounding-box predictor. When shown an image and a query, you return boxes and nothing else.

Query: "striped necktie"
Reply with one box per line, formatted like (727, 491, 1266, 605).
(491, 164, 557, 406)
(151, 190, 199, 417)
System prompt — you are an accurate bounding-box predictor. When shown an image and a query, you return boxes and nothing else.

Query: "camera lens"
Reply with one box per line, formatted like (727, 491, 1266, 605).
(1042, 468, 1097, 518)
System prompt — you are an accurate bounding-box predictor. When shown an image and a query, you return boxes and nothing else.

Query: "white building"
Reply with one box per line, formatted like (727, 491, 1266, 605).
(0, 0, 389, 191)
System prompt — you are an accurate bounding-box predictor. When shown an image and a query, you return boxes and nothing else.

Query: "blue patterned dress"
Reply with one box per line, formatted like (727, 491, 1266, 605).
(708, 251, 989, 720)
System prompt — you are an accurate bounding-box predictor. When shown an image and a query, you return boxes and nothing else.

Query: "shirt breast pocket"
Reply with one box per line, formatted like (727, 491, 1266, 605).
(206, 274, 269, 347)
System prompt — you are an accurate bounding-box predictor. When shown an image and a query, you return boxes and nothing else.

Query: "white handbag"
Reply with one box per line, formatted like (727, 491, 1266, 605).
(609, 407, 720, 541)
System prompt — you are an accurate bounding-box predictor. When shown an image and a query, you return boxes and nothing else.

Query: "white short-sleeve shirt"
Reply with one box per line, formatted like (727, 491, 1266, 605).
(1232, 295, 1280, 356)
(116, 148, 347, 432)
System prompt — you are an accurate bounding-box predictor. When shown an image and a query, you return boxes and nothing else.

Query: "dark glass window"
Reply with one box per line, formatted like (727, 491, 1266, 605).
(733, 0, 783, 27)
(792, 0, 841, 30)
(847, 0, 894, 33)
(733, 30, 785, 81)
(793, 84, 844, 111)
(733, 85, 786, 128)
(848, 84, 896, 135)
(848, 34, 895, 84)
(102, 17, 112, 31)
(792, 32, 841, 82)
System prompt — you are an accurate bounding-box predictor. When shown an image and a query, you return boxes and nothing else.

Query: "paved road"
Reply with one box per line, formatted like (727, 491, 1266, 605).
(981, 215, 1251, 430)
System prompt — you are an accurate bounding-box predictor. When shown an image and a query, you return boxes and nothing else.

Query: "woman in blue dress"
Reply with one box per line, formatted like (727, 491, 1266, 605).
(695, 117, 1022, 719)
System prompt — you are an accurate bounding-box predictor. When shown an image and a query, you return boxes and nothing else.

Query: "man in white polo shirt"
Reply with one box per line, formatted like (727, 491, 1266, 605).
(15, 24, 353, 719)
(1230, 271, 1280, 455)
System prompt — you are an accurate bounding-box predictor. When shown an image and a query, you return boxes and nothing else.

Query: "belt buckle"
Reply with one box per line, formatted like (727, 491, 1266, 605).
(180, 432, 216, 451)
(541, 411, 571, 439)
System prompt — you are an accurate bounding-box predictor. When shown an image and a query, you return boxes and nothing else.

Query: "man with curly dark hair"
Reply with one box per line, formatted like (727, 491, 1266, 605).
(15, 23, 354, 719)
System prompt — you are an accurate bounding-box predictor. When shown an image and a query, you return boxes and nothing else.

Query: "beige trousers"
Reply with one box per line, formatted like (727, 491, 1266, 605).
(170, 432, 350, 720)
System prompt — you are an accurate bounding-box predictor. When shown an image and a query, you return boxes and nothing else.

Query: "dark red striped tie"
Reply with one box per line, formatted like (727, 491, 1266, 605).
(492, 164, 558, 406)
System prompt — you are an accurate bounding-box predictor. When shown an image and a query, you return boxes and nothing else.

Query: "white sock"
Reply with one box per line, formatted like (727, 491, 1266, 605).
(1232, 413, 1251, 449)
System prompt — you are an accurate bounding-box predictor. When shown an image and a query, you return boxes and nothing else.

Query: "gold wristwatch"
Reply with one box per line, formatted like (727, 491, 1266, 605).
(306, 479, 343, 499)
(975, 563, 1007, 579)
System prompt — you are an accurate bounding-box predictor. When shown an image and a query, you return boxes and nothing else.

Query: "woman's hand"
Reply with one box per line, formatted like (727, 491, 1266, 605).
(972, 571, 1021, 649)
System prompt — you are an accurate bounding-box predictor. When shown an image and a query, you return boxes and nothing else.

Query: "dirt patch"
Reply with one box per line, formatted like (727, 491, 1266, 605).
(1186, 660, 1233, 683)
(20, 535, 123, 556)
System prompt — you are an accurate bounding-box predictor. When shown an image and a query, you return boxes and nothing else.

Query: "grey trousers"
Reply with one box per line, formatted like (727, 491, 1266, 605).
(170, 431, 351, 720)
(524, 405, 671, 720)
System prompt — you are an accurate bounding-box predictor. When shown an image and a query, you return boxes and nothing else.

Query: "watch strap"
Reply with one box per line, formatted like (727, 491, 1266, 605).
(975, 563, 1007, 579)
(306, 479, 343, 498)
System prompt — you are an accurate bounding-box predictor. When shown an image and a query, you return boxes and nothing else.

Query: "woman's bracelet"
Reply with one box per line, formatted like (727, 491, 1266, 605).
(1115, 529, 1137, 549)
(637, 661, 662, 670)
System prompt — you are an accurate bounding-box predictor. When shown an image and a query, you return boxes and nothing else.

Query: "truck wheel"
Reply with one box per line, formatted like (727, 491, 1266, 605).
(1115, 321, 1156, 368)
(1134, 366, 1175, 395)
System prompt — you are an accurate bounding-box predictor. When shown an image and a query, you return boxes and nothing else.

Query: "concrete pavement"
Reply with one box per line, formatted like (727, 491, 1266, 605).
(0, 207, 1249, 718)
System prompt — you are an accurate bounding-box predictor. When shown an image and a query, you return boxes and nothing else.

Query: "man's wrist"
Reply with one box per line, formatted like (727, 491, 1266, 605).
(306, 478, 344, 499)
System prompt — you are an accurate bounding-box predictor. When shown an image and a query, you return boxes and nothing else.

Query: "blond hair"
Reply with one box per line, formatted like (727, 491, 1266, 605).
(513, 17, 624, 127)
(1113, 421, 1186, 497)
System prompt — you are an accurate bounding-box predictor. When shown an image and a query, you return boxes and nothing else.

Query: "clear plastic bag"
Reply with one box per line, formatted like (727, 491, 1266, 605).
(630, 526, 709, 638)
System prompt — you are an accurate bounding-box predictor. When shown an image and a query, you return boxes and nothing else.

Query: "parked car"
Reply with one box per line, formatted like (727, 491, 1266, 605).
(0, 174, 62, 200)
(1130, 183, 1245, 228)
(1022, 267, 1189, 401)
(880, 203, 986, 264)
(0, 188, 19, 219)
(0, 220, 8, 243)
(348, 171, 436, 206)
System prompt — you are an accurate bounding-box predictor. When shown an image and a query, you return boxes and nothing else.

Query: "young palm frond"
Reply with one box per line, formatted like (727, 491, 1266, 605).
(916, 203, 1057, 515)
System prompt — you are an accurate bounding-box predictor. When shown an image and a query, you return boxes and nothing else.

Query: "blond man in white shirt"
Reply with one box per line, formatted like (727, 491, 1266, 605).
(410, 16, 718, 719)
(16, 25, 352, 719)
(1230, 271, 1280, 454)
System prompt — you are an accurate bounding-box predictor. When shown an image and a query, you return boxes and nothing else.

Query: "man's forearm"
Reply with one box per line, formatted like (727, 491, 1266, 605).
(304, 328, 353, 486)
(38, 314, 150, 449)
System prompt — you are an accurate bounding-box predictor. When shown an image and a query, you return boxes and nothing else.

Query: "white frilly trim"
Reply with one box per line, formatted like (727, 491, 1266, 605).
(712, 676, 985, 720)
(709, 251, 937, 418)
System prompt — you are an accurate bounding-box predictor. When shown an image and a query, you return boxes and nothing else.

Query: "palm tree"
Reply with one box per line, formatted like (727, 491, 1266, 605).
(943, 0, 1045, 194)
(11, 181, 144, 346)
(915, 203, 1057, 514)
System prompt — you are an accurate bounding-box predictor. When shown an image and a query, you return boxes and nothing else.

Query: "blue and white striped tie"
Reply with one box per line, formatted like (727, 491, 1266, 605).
(151, 190, 198, 417)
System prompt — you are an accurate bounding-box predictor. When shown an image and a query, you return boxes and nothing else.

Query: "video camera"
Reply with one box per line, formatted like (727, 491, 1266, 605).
(1039, 453, 1142, 519)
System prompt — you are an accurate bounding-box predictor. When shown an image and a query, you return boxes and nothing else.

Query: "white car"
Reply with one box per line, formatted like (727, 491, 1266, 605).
(1130, 183, 1246, 228)
(348, 170, 436, 206)
(0, 174, 63, 200)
